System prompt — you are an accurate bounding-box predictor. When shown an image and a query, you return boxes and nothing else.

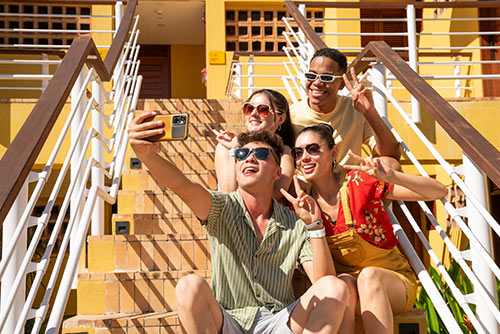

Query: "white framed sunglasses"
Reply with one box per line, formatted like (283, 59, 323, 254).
(304, 72, 343, 83)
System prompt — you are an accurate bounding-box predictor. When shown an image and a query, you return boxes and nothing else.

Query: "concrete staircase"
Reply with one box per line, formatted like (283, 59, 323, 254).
(62, 98, 426, 334)
(62, 99, 243, 334)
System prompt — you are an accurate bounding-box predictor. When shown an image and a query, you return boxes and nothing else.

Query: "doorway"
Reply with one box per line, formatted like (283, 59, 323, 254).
(479, 7, 500, 97)
(137, 44, 171, 99)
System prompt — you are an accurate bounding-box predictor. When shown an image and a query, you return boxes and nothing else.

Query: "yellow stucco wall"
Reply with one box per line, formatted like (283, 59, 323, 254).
(171, 44, 207, 98)
(205, 0, 489, 100)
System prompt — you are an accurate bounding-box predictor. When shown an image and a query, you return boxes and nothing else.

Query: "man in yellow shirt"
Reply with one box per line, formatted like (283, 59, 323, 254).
(291, 48, 400, 168)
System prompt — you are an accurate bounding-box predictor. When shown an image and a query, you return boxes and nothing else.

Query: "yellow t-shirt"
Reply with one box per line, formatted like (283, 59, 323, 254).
(290, 97, 377, 168)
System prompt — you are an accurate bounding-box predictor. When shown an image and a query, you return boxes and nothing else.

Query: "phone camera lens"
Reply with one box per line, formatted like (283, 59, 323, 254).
(173, 115, 186, 125)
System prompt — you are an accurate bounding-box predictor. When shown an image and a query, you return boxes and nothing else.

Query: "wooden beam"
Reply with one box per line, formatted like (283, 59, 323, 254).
(0, 38, 94, 225)
(0, 0, 137, 225)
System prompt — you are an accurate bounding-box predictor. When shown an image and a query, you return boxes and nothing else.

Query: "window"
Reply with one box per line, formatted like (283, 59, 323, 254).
(225, 8, 324, 52)
(0, 3, 91, 46)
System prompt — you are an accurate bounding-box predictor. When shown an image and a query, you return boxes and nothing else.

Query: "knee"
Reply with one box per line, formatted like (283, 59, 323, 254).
(175, 274, 206, 307)
(357, 267, 384, 296)
(313, 275, 349, 302)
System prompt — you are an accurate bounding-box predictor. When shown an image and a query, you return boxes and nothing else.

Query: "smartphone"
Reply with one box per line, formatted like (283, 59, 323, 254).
(144, 113, 189, 141)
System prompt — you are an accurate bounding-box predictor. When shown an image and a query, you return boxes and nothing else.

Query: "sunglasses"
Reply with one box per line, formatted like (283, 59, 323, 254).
(292, 143, 322, 161)
(242, 102, 273, 117)
(234, 147, 279, 163)
(304, 72, 342, 83)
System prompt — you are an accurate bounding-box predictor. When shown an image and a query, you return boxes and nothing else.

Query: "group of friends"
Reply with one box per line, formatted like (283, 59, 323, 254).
(128, 47, 448, 334)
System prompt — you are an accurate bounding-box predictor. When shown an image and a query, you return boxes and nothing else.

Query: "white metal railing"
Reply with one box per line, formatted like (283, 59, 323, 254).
(226, 3, 500, 332)
(367, 64, 500, 333)
(0, 5, 142, 334)
(228, 5, 500, 108)
(0, 9, 119, 94)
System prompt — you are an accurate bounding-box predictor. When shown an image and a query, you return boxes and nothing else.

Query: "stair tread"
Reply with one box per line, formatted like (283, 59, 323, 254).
(63, 311, 180, 328)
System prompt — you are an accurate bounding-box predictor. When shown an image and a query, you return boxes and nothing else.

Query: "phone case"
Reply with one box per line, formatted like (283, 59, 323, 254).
(144, 113, 189, 141)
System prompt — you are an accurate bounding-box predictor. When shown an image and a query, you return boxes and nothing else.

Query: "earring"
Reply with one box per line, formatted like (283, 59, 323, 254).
(277, 125, 282, 131)
(332, 160, 337, 168)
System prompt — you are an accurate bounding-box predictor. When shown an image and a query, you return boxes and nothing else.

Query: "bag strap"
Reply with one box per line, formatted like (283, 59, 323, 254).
(340, 182, 356, 228)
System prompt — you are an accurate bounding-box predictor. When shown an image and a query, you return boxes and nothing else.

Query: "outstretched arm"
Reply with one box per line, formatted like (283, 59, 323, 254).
(344, 152, 448, 201)
(281, 176, 336, 282)
(344, 67, 400, 159)
(128, 111, 212, 220)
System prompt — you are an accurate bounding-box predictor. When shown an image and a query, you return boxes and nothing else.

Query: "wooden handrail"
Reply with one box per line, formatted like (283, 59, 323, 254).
(285, 1, 500, 189)
(349, 41, 500, 189)
(284, 1, 327, 51)
(0, 0, 137, 225)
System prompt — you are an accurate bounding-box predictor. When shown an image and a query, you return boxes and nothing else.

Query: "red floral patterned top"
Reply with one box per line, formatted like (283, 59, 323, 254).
(322, 170, 397, 249)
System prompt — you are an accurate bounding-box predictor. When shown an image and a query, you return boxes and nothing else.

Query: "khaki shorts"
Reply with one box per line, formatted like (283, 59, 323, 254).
(220, 300, 300, 334)
(326, 229, 418, 312)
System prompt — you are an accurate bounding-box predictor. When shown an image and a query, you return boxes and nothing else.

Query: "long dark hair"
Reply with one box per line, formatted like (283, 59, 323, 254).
(246, 89, 295, 148)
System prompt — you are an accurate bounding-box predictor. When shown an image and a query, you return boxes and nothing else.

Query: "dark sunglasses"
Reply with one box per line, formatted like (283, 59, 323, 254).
(234, 147, 278, 163)
(292, 143, 322, 161)
(242, 102, 273, 117)
(304, 72, 342, 83)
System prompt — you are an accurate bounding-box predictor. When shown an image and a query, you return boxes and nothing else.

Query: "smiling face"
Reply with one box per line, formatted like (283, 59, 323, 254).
(306, 56, 344, 113)
(235, 141, 281, 191)
(244, 93, 285, 133)
(294, 131, 337, 182)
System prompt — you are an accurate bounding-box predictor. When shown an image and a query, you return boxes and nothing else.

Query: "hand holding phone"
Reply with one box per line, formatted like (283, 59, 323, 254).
(143, 113, 189, 141)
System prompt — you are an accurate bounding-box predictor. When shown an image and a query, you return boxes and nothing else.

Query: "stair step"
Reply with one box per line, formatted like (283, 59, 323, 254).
(63, 311, 185, 334)
(355, 308, 427, 334)
(121, 170, 217, 192)
(77, 270, 210, 315)
(111, 214, 205, 235)
(87, 234, 210, 273)
(117, 189, 217, 215)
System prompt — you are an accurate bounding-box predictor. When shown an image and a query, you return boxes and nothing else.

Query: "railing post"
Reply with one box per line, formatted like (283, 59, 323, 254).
(41, 53, 48, 89)
(115, 1, 123, 34)
(92, 77, 105, 236)
(248, 54, 254, 97)
(454, 57, 461, 98)
(406, 4, 421, 123)
(70, 67, 86, 287)
(463, 153, 500, 334)
(234, 63, 242, 99)
(1, 179, 28, 333)
(298, 4, 314, 61)
(372, 62, 387, 118)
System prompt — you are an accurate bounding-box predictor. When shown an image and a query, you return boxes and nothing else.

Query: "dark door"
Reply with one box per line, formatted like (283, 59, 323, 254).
(479, 7, 500, 97)
(138, 45, 171, 99)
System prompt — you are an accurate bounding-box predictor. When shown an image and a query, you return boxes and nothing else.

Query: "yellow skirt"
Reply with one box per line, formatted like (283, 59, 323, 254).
(326, 229, 418, 312)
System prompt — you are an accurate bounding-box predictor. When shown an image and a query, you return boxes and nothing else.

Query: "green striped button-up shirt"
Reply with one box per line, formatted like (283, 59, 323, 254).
(201, 190, 313, 331)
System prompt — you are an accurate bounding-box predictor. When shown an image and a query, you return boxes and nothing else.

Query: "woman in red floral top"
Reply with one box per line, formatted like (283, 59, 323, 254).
(290, 124, 447, 334)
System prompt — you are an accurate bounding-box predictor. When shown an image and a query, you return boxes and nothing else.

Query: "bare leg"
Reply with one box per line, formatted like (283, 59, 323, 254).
(338, 274, 358, 334)
(175, 274, 223, 334)
(357, 267, 407, 334)
(288, 275, 348, 334)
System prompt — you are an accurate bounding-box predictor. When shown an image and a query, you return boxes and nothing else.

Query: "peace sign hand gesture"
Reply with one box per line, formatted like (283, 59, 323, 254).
(343, 152, 395, 183)
(343, 67, 375, 116)
(212, 128, 238, 150)
(280, 176, 322, 225)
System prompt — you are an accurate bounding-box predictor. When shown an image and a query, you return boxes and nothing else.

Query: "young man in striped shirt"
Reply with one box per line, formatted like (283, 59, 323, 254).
(129, 114, 349, 333)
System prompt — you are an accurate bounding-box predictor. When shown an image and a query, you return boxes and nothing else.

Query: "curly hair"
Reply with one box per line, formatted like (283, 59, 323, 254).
(237, 130, 284, 163)
(311, 48, 347, 75)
